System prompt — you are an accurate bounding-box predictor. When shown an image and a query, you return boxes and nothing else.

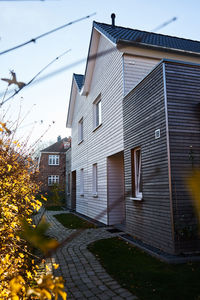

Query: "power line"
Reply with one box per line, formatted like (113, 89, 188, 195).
(0, 0, 59, 1)
(0, 48, 71, 106)
(0, 47, 118, 102)
(0, 12, 96, 56)
(152, 17, 177, 32)
(0, 47, 117, 105)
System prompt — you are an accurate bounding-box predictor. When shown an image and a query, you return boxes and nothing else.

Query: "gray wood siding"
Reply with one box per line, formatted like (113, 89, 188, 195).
(123, 55, 159, 95)
(165, 61, 200, 253)
(123, 63, 174, 254)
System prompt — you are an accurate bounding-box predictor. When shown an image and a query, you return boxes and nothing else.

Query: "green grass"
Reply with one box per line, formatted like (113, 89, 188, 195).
(54, 213, 96, 229)
(88, 237, 200, 300)
(45, 206, 64, 211)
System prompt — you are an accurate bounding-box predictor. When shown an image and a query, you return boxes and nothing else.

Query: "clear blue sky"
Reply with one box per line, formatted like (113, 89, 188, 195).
(0, 0, 200, 148)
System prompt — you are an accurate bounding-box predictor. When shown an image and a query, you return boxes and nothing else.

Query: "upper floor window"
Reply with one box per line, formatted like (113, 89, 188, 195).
(48, 175, 59, 186)
(93, 96, 102, 129)
(48, 155, 59, 165)
(131, 147, 142, 200)
(78, 117, 83, 143)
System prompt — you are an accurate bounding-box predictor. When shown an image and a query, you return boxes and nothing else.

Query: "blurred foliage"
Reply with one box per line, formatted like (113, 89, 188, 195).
(48, 183, 65, 207)
(187, 170, 200, 222)
(0, 121, 66, 299)
(20, 217, 59, 255)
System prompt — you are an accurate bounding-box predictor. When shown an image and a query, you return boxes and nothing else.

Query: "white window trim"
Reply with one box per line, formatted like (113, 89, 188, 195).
(92, 163, 98, 197)
(48, 175, 59, 186)
(80, 168, 84, 196)
(78, 117, 83, 144)
(93, 95, 102, 130)
(48, 155, 59, 165)
(131, 147, 143, 201)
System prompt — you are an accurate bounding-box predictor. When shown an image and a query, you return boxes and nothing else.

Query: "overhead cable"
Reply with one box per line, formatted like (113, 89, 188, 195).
(0, 12, 96, 56)
(0, 48, 71, 106)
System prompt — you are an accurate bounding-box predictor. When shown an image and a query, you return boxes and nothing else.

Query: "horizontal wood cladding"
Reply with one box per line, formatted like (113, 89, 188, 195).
(123, 63, 174, 253)
(165, 62, 200, 253)
(71, 34, 124, 224)
(123, 55, 159, 95)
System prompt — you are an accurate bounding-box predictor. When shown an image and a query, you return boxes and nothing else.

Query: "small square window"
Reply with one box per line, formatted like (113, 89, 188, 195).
(48, 175, 59, 186)
(131, 148, 142, 200)
(78, 118, 83, 143)
(48, 155, 59, 165)
(93, 96, 102, 129)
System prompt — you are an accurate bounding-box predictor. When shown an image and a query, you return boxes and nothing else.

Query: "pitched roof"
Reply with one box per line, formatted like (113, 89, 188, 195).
(41, 137, 70, 153)
(94, 21, 200, 54)
(74, 74, 84, 91)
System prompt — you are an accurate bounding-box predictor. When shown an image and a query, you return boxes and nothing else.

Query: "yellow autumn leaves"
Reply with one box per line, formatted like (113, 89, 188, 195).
(187, 170, 200, 222)
(0, 123, 67, 299)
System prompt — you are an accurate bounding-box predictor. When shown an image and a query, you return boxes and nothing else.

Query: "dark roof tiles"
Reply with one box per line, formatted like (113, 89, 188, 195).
(41, 137, 70, 153)
(74, 74, 84, 91)
(94, 22, 200, 54)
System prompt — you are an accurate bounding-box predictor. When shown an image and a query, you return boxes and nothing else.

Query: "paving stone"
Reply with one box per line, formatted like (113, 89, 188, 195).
(41, 210, 136, 300)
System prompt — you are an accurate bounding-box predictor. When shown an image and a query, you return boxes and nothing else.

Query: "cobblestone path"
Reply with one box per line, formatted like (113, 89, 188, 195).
(36, 210, 137, 300)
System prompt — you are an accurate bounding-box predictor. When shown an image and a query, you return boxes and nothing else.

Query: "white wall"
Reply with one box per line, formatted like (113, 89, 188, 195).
(71, 34, 124, 224)
(123, 54, 159, 95)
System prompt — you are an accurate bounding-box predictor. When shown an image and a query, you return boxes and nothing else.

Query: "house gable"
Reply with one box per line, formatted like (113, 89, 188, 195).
(66, 74, 84, 128)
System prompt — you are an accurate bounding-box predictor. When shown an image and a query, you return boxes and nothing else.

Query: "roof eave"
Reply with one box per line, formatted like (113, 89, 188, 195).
(66, 76, 77, 128)
(117, 39, 200, 57)
(81, 25, 101, 96)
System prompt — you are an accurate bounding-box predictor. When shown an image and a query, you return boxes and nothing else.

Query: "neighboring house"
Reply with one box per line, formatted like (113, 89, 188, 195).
(66, 16, 200, 254)
(39, 137, 71, 195)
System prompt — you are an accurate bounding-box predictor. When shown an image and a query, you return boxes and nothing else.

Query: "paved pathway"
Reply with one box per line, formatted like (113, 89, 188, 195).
(36, 210, 137, 300)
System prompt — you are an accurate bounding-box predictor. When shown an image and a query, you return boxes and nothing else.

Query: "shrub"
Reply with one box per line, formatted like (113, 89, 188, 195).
(0, 122, 66, 299)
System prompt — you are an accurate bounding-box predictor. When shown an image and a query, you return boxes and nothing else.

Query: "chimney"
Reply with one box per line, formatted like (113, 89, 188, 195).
(111, 13, 116, 27)
(57, 135, 61, 142)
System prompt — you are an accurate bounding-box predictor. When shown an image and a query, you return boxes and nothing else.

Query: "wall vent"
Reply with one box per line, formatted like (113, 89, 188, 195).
(155, 129, 160, 139)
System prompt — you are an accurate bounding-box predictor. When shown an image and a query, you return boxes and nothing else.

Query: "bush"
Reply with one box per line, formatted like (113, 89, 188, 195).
(0, 122, 66, 299)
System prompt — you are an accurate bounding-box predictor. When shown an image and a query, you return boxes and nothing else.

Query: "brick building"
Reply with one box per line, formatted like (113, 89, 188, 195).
(39, 137, 71, 193)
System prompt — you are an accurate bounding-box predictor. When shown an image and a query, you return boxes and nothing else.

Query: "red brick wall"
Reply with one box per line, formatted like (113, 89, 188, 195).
(39, 152, 66, 192)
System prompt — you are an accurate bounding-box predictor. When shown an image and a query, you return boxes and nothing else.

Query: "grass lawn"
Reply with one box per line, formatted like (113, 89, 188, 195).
(54, 213, 96, 229)
(88, 237, 200, 300)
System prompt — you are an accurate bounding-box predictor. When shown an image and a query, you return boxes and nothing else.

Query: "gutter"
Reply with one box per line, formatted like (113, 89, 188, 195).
(117, 39, 200, 58)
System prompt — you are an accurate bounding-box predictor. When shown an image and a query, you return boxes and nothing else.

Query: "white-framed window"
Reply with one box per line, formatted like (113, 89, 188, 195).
(92, 163, 98, 197)
(93, 96, 102, 129)
(48, 155, 59, 165)
(131, 147, 142, 200)
(78, 118, 83, 143)
(80, 168, 84, 195)
(48, 175, 59, 186)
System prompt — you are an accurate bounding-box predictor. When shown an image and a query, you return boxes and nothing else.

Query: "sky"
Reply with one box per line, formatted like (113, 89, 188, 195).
(0, 0, 200, 150)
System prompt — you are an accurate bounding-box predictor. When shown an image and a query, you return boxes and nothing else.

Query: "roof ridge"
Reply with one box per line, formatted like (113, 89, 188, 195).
(93, 21, 200, 45)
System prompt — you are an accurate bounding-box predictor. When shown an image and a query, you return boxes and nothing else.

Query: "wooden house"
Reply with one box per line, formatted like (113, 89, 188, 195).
(66, 15, 200, 253)
(123, 59, 200, 254)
